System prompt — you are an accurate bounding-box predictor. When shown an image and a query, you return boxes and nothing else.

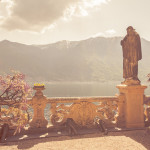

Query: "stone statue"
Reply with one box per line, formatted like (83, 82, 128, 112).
(120, 26, 142, 85)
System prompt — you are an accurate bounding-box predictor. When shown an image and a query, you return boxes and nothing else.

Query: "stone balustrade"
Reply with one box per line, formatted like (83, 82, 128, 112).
(47, 96, 118, 128)
(28, 86, 119, 128)
(26, 84, 149, 129)
(1, 84, 149, 131)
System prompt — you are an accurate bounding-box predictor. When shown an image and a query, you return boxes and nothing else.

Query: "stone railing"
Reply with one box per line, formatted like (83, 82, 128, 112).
(1, 83, 148, 132)
(28, 86, 118, 128)
(27, 84, 149, 129)
(48, 96, 118, 128)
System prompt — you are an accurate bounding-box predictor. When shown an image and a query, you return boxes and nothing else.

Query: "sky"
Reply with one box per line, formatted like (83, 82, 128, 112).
(0, 0, 150, 45)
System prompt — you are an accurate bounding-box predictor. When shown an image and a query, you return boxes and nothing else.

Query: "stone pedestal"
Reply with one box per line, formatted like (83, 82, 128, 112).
(29, 86, 48, 128)
(117, 84, 147, 128)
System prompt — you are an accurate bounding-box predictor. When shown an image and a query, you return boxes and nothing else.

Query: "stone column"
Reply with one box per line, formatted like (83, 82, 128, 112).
(29, 86, 48, 128)
(117, 84, 147, 128)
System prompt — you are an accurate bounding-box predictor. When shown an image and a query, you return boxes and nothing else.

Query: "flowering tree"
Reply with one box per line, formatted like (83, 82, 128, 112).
(0, 71, 32, 136)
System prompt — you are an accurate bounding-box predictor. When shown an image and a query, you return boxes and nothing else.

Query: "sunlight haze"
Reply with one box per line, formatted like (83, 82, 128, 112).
(0, 0, 150, 44)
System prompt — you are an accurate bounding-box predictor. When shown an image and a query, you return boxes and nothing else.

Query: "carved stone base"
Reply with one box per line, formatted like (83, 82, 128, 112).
(117, 84, 147, 128)
(121, 78, 140, 86)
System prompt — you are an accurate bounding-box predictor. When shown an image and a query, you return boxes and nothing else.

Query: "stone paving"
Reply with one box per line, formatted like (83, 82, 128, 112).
(0, 129, 150, 150)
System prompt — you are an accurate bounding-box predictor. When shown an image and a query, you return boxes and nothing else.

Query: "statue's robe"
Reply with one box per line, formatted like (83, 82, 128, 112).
(121, 32, 142, 79)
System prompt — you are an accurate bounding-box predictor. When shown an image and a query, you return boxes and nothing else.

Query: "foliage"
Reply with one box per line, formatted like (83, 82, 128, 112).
(0, 70, 32, 134)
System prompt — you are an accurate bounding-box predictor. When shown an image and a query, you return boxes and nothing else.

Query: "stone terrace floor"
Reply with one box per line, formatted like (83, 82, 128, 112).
(0, 129, 150, 150)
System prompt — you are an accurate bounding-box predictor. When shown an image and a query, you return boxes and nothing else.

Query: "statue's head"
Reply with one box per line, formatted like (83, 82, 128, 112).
(126, 26, 135, 35)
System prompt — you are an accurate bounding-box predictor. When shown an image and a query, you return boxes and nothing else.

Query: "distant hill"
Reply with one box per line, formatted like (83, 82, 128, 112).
(0, 37, 150, 83)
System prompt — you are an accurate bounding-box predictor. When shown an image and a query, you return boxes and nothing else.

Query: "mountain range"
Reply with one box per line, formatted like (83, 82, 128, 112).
(0, 37, 150, 83)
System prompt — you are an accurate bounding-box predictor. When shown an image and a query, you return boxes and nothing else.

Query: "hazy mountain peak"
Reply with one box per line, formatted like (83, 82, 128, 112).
(51, 40, 72, 49)
(0, 36, 150, 82)
(1, 39, 11, 44)
(0, 39, 29, 48)
(0, 36, 149, 47)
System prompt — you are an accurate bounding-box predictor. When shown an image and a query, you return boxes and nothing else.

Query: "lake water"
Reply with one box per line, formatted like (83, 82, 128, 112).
(41, 81, 150, 97)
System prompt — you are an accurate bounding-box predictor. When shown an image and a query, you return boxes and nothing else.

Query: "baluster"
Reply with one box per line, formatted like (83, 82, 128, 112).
(50, 102, 57, 125)
(50, 102, 57, 114)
